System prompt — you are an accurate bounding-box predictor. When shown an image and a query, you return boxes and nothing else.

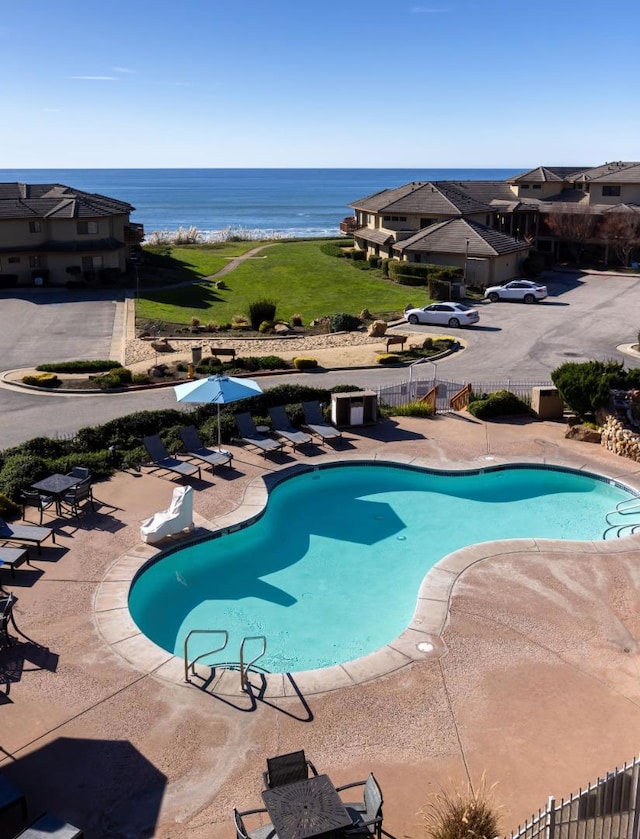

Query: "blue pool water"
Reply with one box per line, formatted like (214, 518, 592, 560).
(128, 464, 637, 673)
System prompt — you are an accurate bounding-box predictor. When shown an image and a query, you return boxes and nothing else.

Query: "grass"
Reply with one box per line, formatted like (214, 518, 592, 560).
(420, 777, 501, 839)
(136, 239, 426, 326)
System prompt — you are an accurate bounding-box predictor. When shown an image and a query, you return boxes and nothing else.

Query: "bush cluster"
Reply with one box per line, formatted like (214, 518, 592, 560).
(468, 390, 529, 419)
(551, 360, 640, 420)
(36, 360, 122, 373)
(292, 357, 318, 370)
(329, 313, 361, 332)
(391, 401, 435, 418)
(248, 299, 277, 331)
(22, 372, 60, 388)
(319, 242, 347, 258)
(95, 367, 133, 390)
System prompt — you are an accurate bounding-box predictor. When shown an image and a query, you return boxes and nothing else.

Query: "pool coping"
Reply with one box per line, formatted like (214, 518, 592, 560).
(93, 452, 640, 698)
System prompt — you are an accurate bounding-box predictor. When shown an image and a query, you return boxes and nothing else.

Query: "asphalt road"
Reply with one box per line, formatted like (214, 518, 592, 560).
(1, 271, 638, 449)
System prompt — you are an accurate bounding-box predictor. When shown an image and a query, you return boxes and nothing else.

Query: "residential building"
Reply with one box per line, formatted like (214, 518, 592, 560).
(348, 162, 640, 278)
(0, 182, 143, 288)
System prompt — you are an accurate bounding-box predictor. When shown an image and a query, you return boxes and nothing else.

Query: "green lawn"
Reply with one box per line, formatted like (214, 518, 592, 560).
(136, 240, 426, 325)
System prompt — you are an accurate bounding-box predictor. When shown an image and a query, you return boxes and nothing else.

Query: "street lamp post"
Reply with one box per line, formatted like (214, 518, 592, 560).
(135, 264, 140, 300)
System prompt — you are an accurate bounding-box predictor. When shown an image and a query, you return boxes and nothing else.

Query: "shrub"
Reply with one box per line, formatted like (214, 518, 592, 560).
(329, 313, 361, 333)
(46, 451, 114, 481)
(380, 258, 391, 277)
(74, 409, 188, 451)
(392, 400, 435, 417)
(397, 274, 428, 286)
(95, 367, 133, 390)
(22, 372, 60, 388)
(291, 313, 303, 327)
(319, 242, 346, 258)
(0, 491, 20, 519)
(231, 316, 250, 330)
(190, 316, 201, 328)
(367, 254, 379, 267)
(377, 353, 401, 365)
(248, 299, 277, 330)
(428, 278, 451, 301)
(350, 249, 366, 261)
(0, 454, 49, 501)
(420, 778, 501, 839)
(468, 390, 530, 419)
(36, 360, 122, 373)
(551, 360, 632, 419)
(293, 357, 318, 370)
(256, 355, 289, 370)
(205, 322, 218, 332)
(258, 320, 274, 333)
(132, 373, 151, 385)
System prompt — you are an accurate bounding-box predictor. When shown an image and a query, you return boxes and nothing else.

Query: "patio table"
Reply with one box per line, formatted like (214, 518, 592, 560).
(262, 774, 352, 839)
(31, 473, 80, 515)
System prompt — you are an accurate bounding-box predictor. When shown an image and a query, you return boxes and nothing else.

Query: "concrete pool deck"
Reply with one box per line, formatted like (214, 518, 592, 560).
(2, 414, 640, 838)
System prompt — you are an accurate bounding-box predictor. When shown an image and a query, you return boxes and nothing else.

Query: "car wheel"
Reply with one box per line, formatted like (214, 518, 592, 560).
(488, 292, 500, 303)
(408, 314, 419, 325)
(523, 294, 535, 304)
(448, 317, 461, 328)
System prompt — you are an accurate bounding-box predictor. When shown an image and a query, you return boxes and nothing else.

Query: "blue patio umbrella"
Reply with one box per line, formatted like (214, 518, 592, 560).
(174, 374, 263, 449)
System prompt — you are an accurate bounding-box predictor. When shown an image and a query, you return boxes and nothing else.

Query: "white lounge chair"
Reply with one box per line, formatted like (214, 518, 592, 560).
(140, 485, 194, 544)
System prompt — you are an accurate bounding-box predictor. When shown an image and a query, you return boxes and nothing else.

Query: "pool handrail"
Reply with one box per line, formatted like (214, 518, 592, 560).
(602, 521, 640, 540)
(605, 496, 640, 525)
(183, 629, 229, 684)
(239, 635, 267, 692)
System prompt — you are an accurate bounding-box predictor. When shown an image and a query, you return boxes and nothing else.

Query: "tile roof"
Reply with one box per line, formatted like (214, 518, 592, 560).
(507, 166, 583, 184)
(350, 181, 492, 216)
(0, 182, 134, 220)
(576, 162, 640, 183)
(393, 218, 529, 258)
(352, 227, 394, 245)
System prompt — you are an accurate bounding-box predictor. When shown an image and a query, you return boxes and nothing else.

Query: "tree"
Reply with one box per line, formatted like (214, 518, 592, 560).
(544, 204, 599, 264)
(598, 208, 640, 267)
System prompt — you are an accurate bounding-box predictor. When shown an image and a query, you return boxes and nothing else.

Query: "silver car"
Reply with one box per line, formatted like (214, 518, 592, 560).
(405, 302, 480, 328)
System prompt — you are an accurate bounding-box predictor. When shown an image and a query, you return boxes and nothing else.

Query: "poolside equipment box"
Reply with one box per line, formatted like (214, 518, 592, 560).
(331, 391, 377, 427)
(531, 386, 564, 419)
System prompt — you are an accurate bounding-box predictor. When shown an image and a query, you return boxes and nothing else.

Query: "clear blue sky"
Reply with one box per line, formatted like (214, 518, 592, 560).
(3, 0, 639, 168)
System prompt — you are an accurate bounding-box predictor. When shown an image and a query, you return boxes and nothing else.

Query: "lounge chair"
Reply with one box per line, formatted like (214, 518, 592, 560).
(15, 812, 84, 838)
(140, 485, 194, 544)
(336, 773, 383, 838)
(267, 406, 312, 451)
(143, 435, 201, 480)
(0, 517, 55, 554)
(263, 749, 318, 789)
(179, 426, 233, 471)
(0, 546, 30, 580)
(302, 401, 342, 444)
(234, 413, 284, 458)
(233, 807, 278, 839)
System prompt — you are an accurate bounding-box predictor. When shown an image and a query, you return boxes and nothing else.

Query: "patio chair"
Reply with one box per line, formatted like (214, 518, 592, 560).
(336, 773, 383, 838)
(268, 406, 312, 452)
(0, 517, 55, 554)
(234, 413, 284, 458)
(263, 749, 318, 789)
(19, 489, 55, 524)
(233, 807, 278, 839)
(140, 485, 194, 544)
(59, 478, 96, 519)
(66, 466, 91, 482)
(178, 426, 233, 471)
(302, 401, 342, 444)
(0, 593, 17, 647)
(0, 546, 30, 580)
(143, 435, 202, 480)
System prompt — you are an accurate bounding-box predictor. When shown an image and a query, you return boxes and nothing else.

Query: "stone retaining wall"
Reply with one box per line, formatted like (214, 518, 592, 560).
(601, 415, 640, 462)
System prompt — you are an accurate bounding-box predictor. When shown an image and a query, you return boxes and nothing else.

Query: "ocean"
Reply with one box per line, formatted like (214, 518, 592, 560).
(0, 168, 524, 239)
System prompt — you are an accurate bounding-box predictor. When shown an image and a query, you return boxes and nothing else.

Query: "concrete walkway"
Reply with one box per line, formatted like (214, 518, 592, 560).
(2, 416, 640, 838)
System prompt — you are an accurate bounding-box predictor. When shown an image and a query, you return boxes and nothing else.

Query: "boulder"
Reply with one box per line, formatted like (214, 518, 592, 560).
(368, 320, 388, 338)
(565, 424, 601, 443)
(274, 322, 291, 335)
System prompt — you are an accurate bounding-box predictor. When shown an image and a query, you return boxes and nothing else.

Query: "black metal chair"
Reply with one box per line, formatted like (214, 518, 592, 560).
(59, 478, 95, 519)
(233, 807, 278, 839)
(263, 750, 318, 789)
(0, 593, 17, 647)
(336, 773, 383, 838)
(66, 466, 91, 482)
(19, 489, 55, 525)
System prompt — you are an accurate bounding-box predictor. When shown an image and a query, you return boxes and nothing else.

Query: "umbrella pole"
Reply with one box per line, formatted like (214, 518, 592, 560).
(217, 404, 222, 450)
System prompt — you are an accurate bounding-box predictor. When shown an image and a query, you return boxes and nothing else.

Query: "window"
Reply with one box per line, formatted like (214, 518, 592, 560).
(532, 184, 542, 190)
(81, 255, 104, 270)
(29, 220, 41, 233)
(520, 184, 530, 189)
(8, 256, 20, 264)
(29, 255, 42, 268)
(77, 221, 99, 234)
(603, 185, 621, 197)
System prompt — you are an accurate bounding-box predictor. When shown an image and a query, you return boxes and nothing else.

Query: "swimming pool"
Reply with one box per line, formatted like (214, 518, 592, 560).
(128, 462, 638, 673)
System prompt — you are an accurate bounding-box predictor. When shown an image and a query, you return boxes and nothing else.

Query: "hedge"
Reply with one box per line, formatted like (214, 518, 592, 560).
(36, 360, 123, 373)
(468, 390, 530, 419)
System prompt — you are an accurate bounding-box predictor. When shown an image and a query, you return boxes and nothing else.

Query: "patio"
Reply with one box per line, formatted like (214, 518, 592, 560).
(2, 414, 640, 838)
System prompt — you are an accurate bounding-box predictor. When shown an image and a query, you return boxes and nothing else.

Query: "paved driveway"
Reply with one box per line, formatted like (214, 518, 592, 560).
(0, 289, 122, 372)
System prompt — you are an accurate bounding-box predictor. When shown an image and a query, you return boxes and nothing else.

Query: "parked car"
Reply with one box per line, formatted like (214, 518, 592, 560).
(484, 279, 548, 303)
(404, 302, 480, 328)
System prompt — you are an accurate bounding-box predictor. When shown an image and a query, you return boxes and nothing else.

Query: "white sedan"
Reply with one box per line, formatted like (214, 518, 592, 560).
(484, 279, 548, 303)
(404, 302, 480, 328)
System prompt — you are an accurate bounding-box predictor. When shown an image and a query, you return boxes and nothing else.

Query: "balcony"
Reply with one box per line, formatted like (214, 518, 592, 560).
(339, 216, 358, 235)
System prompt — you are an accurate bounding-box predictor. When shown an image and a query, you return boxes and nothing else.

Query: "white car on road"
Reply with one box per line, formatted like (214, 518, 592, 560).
(404, 301, 480, 328)
(484, 279, 548, 303)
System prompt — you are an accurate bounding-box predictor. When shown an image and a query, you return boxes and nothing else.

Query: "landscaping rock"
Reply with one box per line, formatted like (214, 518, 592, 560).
(565, 424, 601, 443)
(368, 320, 388, 338)
(274, 323, 291, 335)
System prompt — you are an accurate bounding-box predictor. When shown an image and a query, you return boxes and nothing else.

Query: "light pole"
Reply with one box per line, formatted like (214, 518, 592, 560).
(135, 263, 140, 300)
(463, 238, 469, 283)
